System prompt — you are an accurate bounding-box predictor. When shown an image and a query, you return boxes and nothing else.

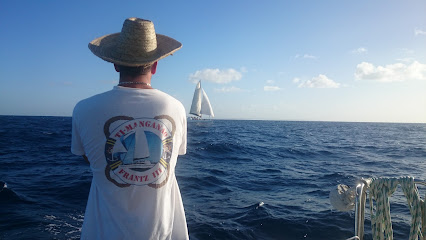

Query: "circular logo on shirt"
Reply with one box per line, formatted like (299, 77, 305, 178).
(104, 116, 174, 188)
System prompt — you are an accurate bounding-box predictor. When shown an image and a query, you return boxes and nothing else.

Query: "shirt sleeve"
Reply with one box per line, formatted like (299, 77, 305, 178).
(71, 106, 85, 156)
(178, 111, 187, 155)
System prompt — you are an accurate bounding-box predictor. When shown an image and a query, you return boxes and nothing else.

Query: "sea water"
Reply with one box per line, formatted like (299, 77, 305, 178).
(1, 116, 425, 239)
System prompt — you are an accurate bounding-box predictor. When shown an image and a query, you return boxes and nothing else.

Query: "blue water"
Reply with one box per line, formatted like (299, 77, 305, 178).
(1, 116, 425, 239)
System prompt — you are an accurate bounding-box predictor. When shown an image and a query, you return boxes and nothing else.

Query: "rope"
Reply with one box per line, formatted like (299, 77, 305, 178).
(421, 194, 426, 240)
(368, 177, 423, 240)
(400, 177, 423, 240)
(369, 177, 399, 240)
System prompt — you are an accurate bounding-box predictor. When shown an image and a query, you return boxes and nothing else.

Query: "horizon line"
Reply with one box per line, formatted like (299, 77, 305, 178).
(1, 114, 425, 124)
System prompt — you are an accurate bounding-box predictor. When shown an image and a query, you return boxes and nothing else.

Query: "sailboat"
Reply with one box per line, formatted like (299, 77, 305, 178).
(113, 130, 156, 170)
(189, 81, 214, 120)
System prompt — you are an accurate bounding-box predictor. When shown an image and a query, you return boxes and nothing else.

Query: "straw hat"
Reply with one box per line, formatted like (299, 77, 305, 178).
(88, 18, 182, 67)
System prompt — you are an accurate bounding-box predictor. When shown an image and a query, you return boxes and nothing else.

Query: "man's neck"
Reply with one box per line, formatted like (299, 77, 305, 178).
(118, 74, 153, 89)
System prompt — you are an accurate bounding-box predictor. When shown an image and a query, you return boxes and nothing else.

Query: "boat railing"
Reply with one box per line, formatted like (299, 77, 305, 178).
(353, 178, 371, 240)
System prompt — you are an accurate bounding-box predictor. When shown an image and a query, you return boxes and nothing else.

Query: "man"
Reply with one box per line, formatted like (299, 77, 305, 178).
(71, 18, 188, 240)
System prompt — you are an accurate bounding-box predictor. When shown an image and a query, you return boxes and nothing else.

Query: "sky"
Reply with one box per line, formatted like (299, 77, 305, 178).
(1, 0, 425, 123)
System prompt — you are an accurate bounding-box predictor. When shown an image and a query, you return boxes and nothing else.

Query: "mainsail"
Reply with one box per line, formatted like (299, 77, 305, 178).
(189, 81, 214, 117)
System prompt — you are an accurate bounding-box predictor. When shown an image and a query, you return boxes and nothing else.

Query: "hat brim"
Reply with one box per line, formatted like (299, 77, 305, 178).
(88, 33, 182, 67)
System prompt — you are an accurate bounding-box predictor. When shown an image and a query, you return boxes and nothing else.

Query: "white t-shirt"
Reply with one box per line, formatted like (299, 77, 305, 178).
(71, 86, 188, 240)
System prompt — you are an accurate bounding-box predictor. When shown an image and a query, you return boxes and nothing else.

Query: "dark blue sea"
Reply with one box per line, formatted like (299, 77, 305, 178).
(1, 116, 425, 239)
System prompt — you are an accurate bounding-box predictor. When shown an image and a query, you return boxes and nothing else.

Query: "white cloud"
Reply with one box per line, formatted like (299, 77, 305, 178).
(292, 78, 301, 83)
(414, 28, 426, 36)
(295, 54, 318, 59)
(355, 61, 426, 82)
(298, 74, 340, 88)
(266, 80, 275, 84)
(214, 86, 243, 93)
(189, 68, 242, 84)
(264, 86, 282, 91)
(351, 47, 368, 54)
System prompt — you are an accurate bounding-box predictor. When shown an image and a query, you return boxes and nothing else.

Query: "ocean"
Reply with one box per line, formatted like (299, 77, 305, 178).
(1, 116, 425, 239)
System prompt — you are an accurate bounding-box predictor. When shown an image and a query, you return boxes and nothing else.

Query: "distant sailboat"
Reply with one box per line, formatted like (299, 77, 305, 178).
(189, 81, 214, 120)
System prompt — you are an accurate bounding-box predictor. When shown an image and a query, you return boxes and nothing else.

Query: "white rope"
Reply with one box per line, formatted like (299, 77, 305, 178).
(368, 177, 423, 240)
(421, 193, 426, 240)
(400, 177, 423, 240)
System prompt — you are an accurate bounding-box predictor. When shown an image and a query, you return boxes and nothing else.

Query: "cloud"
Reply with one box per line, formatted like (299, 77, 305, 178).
(214, 86, 244, 93)
(266, 80, 275, 84)
(297, 74, 340, 88)
(351, 47, 368, 54)
(189, 68, 242, 84)
(415, 28, 426, 36)
(355, 61, 426, 82)
(264, 86, 282, 91)
(295, 54, 318, 59)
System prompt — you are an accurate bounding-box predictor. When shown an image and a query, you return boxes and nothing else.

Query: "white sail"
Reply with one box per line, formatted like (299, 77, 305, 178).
(189, 81, 214, 118)
(189, 81, 202, 116)
(200, 89, 214, 117)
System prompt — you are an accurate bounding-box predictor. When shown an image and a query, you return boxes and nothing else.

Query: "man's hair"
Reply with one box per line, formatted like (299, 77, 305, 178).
(116, 64, 152, 77)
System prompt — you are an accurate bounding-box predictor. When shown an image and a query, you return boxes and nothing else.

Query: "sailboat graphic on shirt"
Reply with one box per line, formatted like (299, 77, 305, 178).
(113, 129, 163, 171)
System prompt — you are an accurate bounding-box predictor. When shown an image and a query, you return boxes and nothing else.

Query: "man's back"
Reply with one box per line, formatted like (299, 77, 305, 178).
(72, 86, 188, 239)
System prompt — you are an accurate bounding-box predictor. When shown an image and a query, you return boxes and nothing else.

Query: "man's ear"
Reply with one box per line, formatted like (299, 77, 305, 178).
(114, 64, 120, 72)
(151, 62, 158, 75)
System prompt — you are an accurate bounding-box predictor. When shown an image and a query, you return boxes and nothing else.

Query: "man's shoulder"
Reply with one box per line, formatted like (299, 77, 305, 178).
(153, 90, 184, 106)
(82, 89, 115, 102)
(73, 90, 114, 113)
(73, 88, 185, 115)
(151, 90, 186, 118)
